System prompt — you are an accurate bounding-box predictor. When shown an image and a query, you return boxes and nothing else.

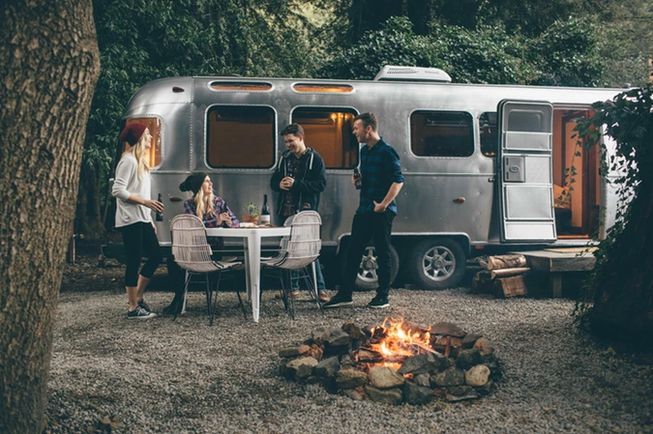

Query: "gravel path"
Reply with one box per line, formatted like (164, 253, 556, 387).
(45, 283, 653, 434)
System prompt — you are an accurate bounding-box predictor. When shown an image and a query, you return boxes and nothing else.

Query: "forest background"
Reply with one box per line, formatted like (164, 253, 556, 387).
(78, 0, 653, 237)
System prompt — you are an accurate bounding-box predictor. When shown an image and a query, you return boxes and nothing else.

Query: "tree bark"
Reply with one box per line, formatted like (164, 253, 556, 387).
(0, 2, 100, 433)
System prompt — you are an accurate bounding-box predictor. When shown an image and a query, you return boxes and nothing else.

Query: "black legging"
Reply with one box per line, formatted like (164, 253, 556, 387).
(120, 222, 162, 286)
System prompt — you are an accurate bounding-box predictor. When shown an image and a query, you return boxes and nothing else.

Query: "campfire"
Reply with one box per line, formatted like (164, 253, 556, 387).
(279, 318, 500, 405)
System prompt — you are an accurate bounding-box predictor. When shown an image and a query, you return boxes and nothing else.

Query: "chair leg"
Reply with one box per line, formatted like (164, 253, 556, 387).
(234, 279, 248, 320)
(212, 271, 222, 325)
(301, 267, 323, 314)
(205, 274, 213, 325)
(174, 272, 192, 321)
(284, 270, 296, 320)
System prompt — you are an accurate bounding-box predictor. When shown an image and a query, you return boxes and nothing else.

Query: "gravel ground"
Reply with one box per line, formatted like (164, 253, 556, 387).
(46, 259, 653, 434)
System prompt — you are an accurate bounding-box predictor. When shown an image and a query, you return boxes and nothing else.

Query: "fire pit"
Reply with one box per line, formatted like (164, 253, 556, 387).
(279, 318, 500, 405)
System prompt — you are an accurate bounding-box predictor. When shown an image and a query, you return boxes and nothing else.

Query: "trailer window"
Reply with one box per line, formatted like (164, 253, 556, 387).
(207, 106, 275, 168)
(121, 117, 162, 168)
(410, 111, 474, 157)
(480, 112, 498, 157)
(291, 107, 359, 169)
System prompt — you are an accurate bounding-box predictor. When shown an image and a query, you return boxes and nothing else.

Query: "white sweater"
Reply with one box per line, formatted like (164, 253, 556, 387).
(112, 153, 152, 228)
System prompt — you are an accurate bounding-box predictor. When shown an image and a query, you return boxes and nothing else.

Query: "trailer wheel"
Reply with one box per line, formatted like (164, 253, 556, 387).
(409, 238, 466, 290)
(339, 244, 399, 291)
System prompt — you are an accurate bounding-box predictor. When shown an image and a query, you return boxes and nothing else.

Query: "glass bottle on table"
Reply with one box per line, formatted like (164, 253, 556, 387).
(259, 194, 271, 225)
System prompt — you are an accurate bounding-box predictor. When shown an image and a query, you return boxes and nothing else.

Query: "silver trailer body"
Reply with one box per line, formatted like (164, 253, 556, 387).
(121, 72, 622, 289)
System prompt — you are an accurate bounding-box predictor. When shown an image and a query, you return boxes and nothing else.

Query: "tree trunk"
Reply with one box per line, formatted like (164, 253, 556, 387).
(0, 2, 100, 433)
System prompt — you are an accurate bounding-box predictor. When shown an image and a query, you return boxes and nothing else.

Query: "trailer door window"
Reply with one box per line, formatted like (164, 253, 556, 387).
(207, 106, 275, 168)
(291, 107, 359, 169)
(411, 111, 474, 157)
(480, 112, 498, 157)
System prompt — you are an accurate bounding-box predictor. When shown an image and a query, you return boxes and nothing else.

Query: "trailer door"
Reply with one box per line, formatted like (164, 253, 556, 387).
(498, 100, 556, 242)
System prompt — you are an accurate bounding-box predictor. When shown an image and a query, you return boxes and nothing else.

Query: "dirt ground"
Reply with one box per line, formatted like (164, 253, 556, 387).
(47, 246, 653, 434)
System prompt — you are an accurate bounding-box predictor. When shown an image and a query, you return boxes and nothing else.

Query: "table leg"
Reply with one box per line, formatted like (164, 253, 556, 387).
(246, 233, 261, 323)
(550, 274, 562, 298)
(243, 239, 251, 301)
(311, 262, 318, 299)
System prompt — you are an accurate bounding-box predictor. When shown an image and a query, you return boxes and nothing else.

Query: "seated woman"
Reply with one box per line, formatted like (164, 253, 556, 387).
(163, 173, 239, 315)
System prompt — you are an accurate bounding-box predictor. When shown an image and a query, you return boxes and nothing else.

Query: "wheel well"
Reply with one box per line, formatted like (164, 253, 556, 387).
(393, 235, 470, 259)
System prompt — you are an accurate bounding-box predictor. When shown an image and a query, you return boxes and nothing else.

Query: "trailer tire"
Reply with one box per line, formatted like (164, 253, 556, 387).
(409, 238, 466, 290)
(339, 244, 400, 291)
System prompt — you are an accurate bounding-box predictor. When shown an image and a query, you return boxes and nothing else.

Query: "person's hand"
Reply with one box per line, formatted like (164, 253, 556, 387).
(219, 212, 232, 227)
(373, 201, 387, 213)
(145, 199, 164, 213)
(280, 176, 294, 190)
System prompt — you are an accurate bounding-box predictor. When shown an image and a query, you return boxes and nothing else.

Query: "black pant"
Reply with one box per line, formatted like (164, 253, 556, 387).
(342, 211, 395, 297)
(120, 222, 162, 287)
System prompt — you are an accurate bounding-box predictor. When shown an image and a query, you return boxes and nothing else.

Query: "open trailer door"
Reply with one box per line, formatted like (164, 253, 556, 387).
(498, 100, 556, 242)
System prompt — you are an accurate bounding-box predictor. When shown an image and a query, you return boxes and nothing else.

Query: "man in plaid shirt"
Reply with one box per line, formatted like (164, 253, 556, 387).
(324, 112, 404, 309)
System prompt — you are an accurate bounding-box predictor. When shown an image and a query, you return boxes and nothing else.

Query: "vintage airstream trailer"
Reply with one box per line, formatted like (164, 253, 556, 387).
(118, 66, 622, 290)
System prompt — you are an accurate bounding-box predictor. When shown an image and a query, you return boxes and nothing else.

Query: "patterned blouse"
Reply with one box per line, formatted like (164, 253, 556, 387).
(183, 195, 240, 228)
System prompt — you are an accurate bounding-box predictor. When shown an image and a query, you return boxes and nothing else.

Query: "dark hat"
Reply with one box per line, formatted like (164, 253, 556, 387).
(179, 173, 208, 195)
(119, 122, 147, 146)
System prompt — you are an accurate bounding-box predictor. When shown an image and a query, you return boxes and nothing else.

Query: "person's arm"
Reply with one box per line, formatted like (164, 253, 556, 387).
(217, 196, 240, 227)
(292, 152, 326, 193)
(112, 157, 163, 212)
(270, 155, 285, 192)
(373, 147, 405, 212)
(374, 182, 404, 212)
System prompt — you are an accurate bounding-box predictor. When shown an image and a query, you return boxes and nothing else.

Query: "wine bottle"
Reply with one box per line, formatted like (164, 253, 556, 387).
(259, 194, 271, 225)
(353, 167, 362, 190)
(155, 193, 163, 221)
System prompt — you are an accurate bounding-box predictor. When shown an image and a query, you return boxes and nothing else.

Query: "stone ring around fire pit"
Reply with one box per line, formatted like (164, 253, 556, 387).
(279, 318, 501, 405)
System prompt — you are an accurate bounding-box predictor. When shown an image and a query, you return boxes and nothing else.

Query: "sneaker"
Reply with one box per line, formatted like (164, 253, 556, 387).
(127, 306, 157, 319)
(323, 292, 353, 309)
(138, 299, 152, 312)
(318, 291, 330, 302)
(367, 295, 390, 309)
(162, 302, 182, 316)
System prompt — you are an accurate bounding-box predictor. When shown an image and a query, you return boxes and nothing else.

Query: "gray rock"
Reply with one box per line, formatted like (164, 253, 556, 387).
(456, 348, 482, 370)
(462, 333, 482, 349)
(365, 385, 404, 405)
(335, 368, 368, 389)
(278, 344, 311, 358)
(325, 328, 351, 347)
(414, 373, 431, 387)
(315, 356, 340, 378)
(445, 385, 479, 402)
(399, 353, 445, 375)
(285, 356, 318, 379)
(432, 367, 465, 387)
(430, 322, 466, 337)
(368, 366, 405, 389)
(465, 364, 491, 387)
(404, 381, 434, 405)
(474, 337, 494, 356)
(342, 386, 366, 401)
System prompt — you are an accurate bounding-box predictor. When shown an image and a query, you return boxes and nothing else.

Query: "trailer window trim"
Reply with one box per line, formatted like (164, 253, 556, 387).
(409, 109, 475, 158)
(209, 81, 273, 92)
(205, 104, 277, 170)
(290, 105, 360, 170)
(292, 83, 355, 94)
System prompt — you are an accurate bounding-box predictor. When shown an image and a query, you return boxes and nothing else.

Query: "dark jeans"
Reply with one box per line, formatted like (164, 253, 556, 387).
(342, 211, 395, 297)
(120, 222, 162, 287)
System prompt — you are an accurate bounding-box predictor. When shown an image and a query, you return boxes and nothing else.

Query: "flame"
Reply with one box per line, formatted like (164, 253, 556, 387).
(367, 317, 435, 366)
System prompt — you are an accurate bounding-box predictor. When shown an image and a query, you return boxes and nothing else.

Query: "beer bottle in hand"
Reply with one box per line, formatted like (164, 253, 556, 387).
(353, 167, 362, 190)
(155, 193, 164, 221)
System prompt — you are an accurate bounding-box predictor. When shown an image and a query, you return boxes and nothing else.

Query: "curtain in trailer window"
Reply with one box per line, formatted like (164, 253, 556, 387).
(291, 108, 359, 169)
(207, 106, 275, 168)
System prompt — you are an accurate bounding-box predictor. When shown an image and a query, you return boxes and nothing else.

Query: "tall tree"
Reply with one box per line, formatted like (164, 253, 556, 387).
(0, 1, 100, 432)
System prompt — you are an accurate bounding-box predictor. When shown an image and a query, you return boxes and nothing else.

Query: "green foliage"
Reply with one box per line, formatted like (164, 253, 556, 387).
(529, 18, 603, 87)
(574, 86, 653, 338)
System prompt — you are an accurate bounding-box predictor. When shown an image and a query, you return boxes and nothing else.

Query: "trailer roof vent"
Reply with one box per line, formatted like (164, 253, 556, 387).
(374, 65, 452, 83)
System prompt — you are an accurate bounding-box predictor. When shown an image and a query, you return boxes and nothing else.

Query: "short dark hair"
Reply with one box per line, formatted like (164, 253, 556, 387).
(280, 123, 304, 138)
(354, 112, 377, 131)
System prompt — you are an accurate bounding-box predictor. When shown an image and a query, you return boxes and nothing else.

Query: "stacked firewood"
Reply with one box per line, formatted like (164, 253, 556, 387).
(473, 255, 529, 298)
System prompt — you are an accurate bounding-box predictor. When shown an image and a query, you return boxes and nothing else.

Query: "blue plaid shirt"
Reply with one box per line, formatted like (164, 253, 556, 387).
(357, 138, 405, 215)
